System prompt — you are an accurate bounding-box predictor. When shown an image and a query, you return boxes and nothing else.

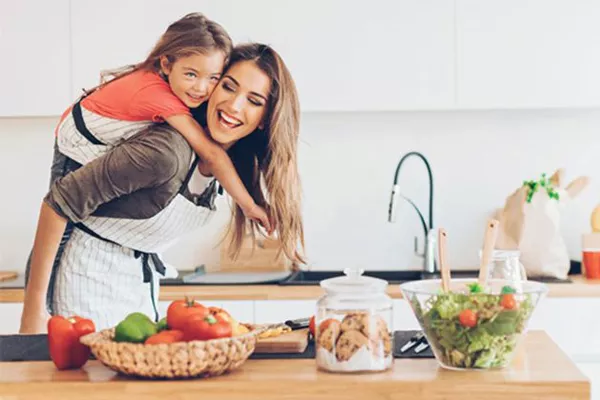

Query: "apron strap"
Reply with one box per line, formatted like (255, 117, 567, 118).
(178, 156, 200, 194)
(72, 100, 105, 145)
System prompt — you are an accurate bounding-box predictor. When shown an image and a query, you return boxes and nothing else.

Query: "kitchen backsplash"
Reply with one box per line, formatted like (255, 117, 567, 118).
(1, 108, 598, 272)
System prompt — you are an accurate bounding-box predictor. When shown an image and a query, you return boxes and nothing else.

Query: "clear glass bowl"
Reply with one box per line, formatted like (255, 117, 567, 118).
(400, 278, 548, 371)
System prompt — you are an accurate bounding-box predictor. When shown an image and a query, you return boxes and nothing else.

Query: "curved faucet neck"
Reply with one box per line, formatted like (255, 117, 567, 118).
(392, 151, 434, 230)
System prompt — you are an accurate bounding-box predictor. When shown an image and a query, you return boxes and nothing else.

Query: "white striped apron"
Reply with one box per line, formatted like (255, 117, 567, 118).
(52, 98, 219, 330)
(57, 99, 153, 165)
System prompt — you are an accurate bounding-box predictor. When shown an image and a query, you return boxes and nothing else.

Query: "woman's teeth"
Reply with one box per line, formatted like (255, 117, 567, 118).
(218, 111, 242, 129)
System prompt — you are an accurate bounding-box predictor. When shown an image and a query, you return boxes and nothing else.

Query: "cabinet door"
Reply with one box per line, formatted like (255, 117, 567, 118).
(0, 303, 24, 334)
(0, 1, 71, 116)
(71, 0, 454, 111)
(254, 300, 315, 324)
(456, 0, 600, 108)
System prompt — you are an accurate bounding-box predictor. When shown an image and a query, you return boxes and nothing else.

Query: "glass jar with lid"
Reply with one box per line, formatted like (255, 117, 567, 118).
(479, 249, 528, 290)
(315, 268, 393, 373)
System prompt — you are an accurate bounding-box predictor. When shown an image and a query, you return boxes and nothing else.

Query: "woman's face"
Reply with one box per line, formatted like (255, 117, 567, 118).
(206, 60, 271, 148)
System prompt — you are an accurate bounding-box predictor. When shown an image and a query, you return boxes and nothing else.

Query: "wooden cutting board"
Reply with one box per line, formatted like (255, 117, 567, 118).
(255, 328, 309, 353)
(0, 271, 17, 282)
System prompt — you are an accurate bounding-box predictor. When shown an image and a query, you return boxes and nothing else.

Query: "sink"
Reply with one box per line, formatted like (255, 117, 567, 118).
(277, 269, 573, 285)
(278, 270, 425, 285)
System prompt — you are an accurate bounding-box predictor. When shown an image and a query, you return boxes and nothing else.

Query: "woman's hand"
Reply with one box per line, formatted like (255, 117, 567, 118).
(19, 305, 51, 334)
(242, 203, 274, 235)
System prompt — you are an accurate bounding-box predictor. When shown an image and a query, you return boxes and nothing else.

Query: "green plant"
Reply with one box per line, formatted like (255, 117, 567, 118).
(523, 173, 560, 203)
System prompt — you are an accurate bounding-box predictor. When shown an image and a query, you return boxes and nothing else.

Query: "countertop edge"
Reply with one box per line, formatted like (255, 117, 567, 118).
(1, 275, 600, 303)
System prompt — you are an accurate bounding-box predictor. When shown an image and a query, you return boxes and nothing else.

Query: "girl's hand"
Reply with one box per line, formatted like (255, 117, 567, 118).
(19, 307, 51, 334)
(242, 203, 274, 235)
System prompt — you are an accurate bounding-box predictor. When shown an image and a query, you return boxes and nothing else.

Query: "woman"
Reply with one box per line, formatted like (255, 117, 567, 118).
(20, 43, 305, 333)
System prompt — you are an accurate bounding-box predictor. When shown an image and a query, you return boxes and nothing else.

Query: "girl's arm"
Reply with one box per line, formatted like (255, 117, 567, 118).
(165, 114, 273, 233)
(19, 203, 67, 333)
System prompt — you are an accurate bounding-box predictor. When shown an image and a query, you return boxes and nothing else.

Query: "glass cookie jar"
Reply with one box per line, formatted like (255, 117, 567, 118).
(315, 268, 393, 373)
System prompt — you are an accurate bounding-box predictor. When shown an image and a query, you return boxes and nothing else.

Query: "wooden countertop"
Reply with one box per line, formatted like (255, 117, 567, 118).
(2, 274, 600, 303)
(0, 331, 589, 400)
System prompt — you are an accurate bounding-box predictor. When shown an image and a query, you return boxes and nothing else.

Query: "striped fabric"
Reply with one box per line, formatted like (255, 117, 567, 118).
(52, 229, 161, 329)
(82, 192, 216, 253)
(56, 106, 152, 165)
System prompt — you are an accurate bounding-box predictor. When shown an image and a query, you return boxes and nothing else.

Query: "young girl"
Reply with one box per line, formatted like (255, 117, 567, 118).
(55, 12, 271, 231)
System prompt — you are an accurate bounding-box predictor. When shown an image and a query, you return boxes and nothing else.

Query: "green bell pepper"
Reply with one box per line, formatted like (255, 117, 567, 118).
(114, 312, 158, 343)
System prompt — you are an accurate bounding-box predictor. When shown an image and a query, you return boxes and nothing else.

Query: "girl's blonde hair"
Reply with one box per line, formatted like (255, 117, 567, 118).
(88, 13, 232, 93)
(225, 43, 306, 265)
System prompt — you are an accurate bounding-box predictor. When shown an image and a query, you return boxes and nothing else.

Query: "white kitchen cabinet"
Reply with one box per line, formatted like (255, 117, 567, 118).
(253, 300, 316, 324)
(528, 297, 600, 359)
(392, 300, 421, 331)
(456, 0, 600, 109)
(70, 0, 455, 112)
(0, 1, 72, 116)
(0, 303, 23, 334)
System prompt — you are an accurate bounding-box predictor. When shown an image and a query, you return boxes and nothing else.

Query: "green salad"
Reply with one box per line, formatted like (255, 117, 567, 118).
(411, 284, 534, 369)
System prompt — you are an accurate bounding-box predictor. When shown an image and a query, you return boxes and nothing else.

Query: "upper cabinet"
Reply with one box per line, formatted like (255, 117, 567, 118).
(70, 0, 455, 112)
(456, 0, 600, 109)
(0, 1, 71, 117)
(4, 1, 600, 116)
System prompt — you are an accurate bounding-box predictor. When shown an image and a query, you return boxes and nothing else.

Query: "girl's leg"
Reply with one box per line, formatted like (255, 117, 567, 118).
(24, 140, 81, 314)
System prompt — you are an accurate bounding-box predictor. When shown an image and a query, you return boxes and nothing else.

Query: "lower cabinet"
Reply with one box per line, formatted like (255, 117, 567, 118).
(253, 300, 316, 324)
(0, 303, 23, 334)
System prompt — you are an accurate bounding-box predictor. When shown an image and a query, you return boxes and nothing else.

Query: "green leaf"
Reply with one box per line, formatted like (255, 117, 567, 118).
(501, 285, 516, 294)
(482, 310, 519, 335)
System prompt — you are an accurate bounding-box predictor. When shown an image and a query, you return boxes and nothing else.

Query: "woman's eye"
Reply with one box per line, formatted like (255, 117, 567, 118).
(222, 82, 235, 92)
(249, 98, 264, 106)
(185, 72, 196, 78)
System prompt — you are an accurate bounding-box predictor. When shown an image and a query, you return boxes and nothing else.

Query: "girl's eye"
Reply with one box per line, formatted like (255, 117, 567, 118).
(249, 98, 264, 107)
(185, 72, 196, 78)
(210, 76, 220, 82)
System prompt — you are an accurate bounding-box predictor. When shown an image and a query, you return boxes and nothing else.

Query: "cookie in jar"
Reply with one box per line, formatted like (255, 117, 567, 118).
(315, 269, 393, 373)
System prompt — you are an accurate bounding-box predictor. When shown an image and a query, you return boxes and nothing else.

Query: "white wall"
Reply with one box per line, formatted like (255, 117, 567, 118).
(1, 109, 598, 273)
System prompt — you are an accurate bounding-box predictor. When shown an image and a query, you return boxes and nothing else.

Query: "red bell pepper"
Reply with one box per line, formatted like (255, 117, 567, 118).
(47, 316, 95, 370)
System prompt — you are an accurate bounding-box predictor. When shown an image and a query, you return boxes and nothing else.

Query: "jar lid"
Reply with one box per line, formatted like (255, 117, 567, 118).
(320, 268, 388, 294)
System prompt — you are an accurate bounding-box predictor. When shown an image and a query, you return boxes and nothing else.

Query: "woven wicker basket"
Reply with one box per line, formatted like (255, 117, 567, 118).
(80, 326, 266, 379)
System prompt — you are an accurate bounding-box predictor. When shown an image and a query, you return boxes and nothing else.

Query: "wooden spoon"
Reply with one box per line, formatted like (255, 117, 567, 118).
(438, 228, 451, 292)
(478, 219, 500, 286)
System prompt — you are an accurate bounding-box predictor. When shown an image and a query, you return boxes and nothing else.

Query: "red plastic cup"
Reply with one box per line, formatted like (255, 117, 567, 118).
(583, 249, 600, 279)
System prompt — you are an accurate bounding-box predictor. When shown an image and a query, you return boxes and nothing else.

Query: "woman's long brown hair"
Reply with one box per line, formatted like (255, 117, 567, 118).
(225, 44, 306, 265)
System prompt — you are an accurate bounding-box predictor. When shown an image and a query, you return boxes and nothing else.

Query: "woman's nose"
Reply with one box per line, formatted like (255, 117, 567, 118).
(229, 94, 245, 112)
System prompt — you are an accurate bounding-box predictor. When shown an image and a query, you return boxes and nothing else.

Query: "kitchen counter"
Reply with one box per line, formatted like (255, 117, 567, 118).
(0, 331, 589, 400)
(1, 274, 600, 302)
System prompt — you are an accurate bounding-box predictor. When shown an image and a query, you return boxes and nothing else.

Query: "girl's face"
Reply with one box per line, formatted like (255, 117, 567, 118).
(206, 60, 271, 148)
(160, 51, 226, 108)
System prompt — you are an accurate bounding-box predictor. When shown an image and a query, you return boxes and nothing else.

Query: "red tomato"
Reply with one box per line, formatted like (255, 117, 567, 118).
(208, 306, 234, 323)
(500, 294, 517, 310)
(318, 318, 339, 334)
(183, 314, 232, 341)
(309, 316, 316, 336)
(459, 309, 477, 328)
(167, 298, 210, 331)
(145, 329, 185, 345)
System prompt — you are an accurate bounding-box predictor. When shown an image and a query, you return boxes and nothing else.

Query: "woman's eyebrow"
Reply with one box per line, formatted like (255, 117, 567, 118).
(224, 75, 268, 101)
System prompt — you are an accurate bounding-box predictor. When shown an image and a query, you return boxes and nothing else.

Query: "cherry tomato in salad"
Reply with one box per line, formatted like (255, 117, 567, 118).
(459, 309, 477, 328)
(500, 294, 517, 310)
